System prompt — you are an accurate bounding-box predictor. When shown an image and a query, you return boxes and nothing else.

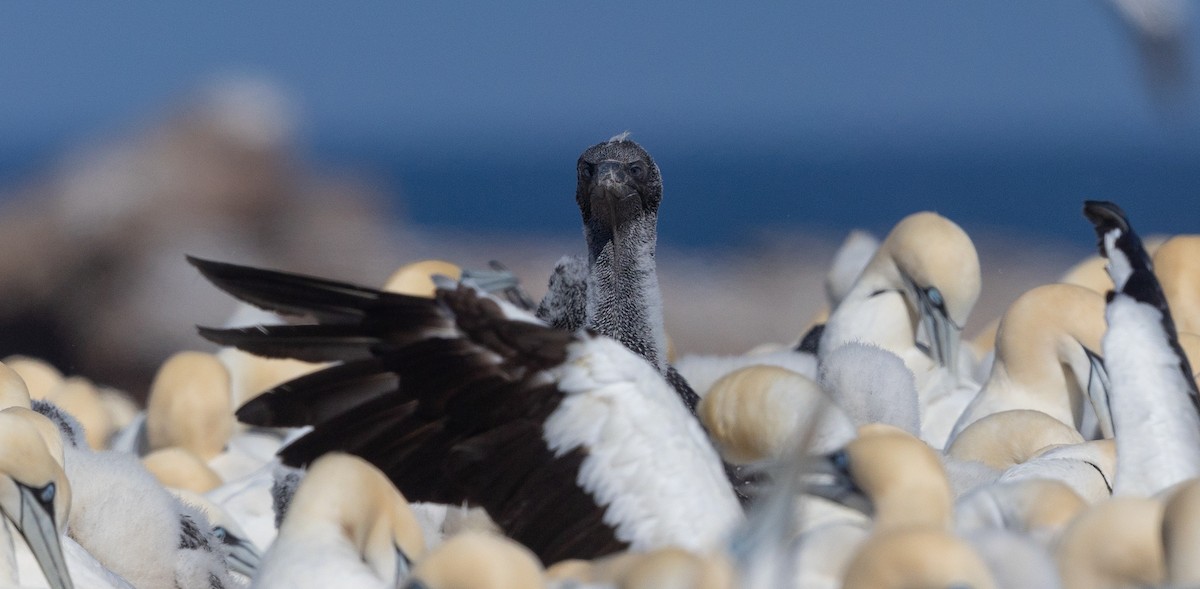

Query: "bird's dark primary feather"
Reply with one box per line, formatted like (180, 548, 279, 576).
(193, 259, 628, 562)
(1083, 200, 1199, 402)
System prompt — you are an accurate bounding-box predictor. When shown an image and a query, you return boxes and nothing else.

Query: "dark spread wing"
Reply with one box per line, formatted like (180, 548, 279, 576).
(191, 257, 626, 562)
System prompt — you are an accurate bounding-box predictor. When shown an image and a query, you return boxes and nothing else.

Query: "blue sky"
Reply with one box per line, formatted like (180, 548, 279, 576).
(1, 2, 1197, 244)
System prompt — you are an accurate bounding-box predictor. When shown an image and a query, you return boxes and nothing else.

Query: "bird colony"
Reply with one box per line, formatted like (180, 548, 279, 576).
(0, 134, 1197, 589)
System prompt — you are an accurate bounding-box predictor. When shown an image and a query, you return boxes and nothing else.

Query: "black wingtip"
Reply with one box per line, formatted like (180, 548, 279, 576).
(235, 395, 275, 427)
(1083, 200, 1133, 257)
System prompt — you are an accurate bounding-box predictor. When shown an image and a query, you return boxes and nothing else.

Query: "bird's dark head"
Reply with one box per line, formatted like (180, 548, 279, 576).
(575, 133, 662, 232)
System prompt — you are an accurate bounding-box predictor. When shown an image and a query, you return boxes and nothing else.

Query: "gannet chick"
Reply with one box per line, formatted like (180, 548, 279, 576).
(820, 211, 981, 381)
(146, 351, 234, 462)
(0, 410, 74, 589)
(254, 453, 424, 589)
(62, 442, 234, 589)
(1154, 234, 1200, 334)
(947, 410, 1085, 471)
(141, 447, 223, 494)
(45, 378, 111, 451)
(841, 528, 997, 589)
(405, 532, 542, 589)
(950, 284, 1110, 439)
(169, 489, 262, 579)
(2, 356, 63, 401)
(817, 343, 921, 437)
(699, 365, 854, 463)
(192, 257, 744, 563)
(1085, 201, 1200, 495)
(0, 362, 32, 410)
(1055, 497, 1164, 589)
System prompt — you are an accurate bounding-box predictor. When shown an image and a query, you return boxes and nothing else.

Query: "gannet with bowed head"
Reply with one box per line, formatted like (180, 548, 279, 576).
(807, 424, 954, 532)
(820, 212, 981, 382)
(0, 410, 74, 589)
(145, 351, 234, 462)
(950, 284, 1110, 440)
(254, 453, 425, 589)
(841, 528, 997, 589)
(0, 363, 31, 411)
(405, 532, 542, 589)
(141, 447, 223, 494)
(1154, 234, 1200, 335)
(1, 356, 62, 401)
(947, 410, 1085, 471)
(1085, 200, 1200, 495)
(45, 377, 111, 451)
(698, 365, 855, 463)
(1055, 497, 1165, 589)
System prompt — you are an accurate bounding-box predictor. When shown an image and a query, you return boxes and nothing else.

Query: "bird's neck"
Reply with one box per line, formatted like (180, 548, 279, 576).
(584, 215, 668, 373)
(0, 519, 18, 586)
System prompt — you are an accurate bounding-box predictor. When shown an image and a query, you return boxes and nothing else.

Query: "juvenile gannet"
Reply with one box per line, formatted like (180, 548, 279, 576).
(816, 343, 921, 437)
(253, 453, 423, 589)
(531, 135, 701, 411)
(819, 212, 981, 382)
(1085, 200, 1200, 495)
(191, 257, 744, 564)
(168, 489, 263, 580)
(950, 283, 1110, 440)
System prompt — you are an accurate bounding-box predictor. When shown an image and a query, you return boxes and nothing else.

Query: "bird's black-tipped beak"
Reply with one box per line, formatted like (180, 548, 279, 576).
(801, 452, 873, 516)
(588, 161, 644, 229)
(9, 483, 73, 589)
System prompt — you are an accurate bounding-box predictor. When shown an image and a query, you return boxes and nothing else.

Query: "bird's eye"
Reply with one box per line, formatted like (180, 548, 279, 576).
(38, 483, 55, 505)
(580, 163, 595, 180)
(830, 449, 850, 473)
(629, 164, 644, 178)
(212, 526, 228, 542)
(925, 287, 945, 310)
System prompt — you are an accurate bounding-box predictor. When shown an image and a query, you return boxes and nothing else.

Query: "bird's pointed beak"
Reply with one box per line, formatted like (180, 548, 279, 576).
(394, 544, 413, 587)
(589, 161, 640, 230)
(223, 533, 263, 578)
(11, 483, 73, 589)
(903, 272, 962, 377)
(801, 454, 873, 516)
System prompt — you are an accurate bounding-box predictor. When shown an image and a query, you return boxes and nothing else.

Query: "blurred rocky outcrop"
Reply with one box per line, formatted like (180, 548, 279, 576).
(0, 78, 406, 397)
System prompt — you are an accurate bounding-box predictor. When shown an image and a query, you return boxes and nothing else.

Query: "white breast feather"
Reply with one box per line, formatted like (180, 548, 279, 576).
(1105, 296, 1200, 495)
(543, 336, 743, 552)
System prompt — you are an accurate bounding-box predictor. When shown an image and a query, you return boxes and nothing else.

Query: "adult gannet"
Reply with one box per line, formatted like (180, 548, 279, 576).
(252, 453, 423, 589)
(819, 212, 981, 382)
(406, 532, 543, 589)
(191, 257, 743, 564)
(0, 411, 74, 589)
(1153, 234, 1200, 335)
(1055, 497, 1165, 589)
(805, 425, 999, 587)
(1084, 200, 1200, 495)
(950, 283, 1111, 440)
